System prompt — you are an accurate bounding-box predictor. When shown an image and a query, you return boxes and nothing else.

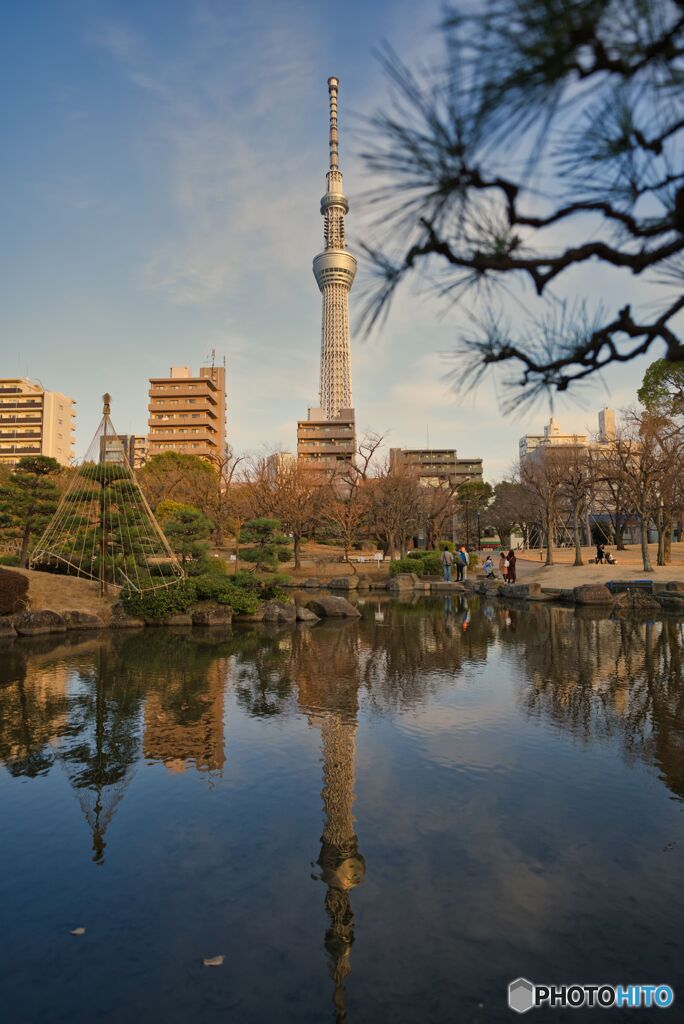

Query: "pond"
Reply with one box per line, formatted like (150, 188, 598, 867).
(1, 596, 683, 1023)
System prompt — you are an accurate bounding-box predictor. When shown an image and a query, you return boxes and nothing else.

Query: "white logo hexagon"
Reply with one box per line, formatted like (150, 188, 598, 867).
(508, 977, 535, 1014)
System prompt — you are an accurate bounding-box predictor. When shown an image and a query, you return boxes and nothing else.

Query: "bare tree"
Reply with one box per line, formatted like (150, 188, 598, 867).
(558, 447, 593, 566)
(249, 457, 325, 571)
(520, 451, 566, 566)
(367, 464, 424, 560)
(606, 410, 684, 572)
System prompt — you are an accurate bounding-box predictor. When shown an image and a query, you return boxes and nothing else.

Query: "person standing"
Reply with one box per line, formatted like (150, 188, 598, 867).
(498, 550, 508, 582)
(441, 547, 454, 582)
(507, 550, 517, 584)
(459, 545, 469, 582)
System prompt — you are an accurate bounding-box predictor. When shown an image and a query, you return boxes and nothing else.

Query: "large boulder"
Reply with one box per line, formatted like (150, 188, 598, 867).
(328, 577, 359, 590)
(666, 581, 684, 593)
(573, 584, 613, 605)
(0, 616, 17, 640)
(369, 577, 390, 590)
(233, 609, 265, 622)
(304, 578, 322, 589)
(61, 610, 106, 630)
(503, 583, 542, 600)
(656, 591, 684, 611)
(296, 605, 320, 623)
(388, 573, 429, 592)
(305, 595, 361, 618)
(163, 613, 194, 626)
(14, 610, 66, 636)
(192, 608, 233, 627)
(356, 575, 371, 591)
(262, 601, 297, 623)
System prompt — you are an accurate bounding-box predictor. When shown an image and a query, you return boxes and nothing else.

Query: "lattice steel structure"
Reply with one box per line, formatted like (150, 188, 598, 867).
(30, 394, 184, 594)
(313, 77, 357, 420)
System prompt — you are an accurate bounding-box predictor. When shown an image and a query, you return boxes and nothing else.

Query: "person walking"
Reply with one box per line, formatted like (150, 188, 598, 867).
(507, 550, 517, 584)
(441, 547, 454, 582)
(498, 550, 508, 582)
(595, 542, 605, 564)
(483, 554, 495, 578)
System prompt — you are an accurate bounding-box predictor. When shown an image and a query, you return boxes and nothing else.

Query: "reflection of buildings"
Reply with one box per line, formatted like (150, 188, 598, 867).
(143, 661, 227, 775)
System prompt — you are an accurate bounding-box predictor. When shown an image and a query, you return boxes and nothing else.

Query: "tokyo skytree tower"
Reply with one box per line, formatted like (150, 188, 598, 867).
(313, 77, 357, 421)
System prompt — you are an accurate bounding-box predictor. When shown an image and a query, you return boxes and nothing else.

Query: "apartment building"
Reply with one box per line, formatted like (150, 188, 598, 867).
(389, 447, 484, 488)
(297, 407, 356, 482)
(0, 378, 75, 467)
(147, 365, 226, 463)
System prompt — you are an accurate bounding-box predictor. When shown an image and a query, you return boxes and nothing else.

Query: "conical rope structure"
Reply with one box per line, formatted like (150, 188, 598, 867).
(30, 394, 184, 594)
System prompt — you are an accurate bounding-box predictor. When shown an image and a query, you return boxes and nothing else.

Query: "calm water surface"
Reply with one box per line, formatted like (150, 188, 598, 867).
(1, 596, 683, 1023)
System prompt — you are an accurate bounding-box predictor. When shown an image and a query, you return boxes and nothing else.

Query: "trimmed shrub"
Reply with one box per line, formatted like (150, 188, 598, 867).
(0, 567, 29, 614)
(389, 558, 421, 577)
(420, 553, 443, 575)
(121, 580, 197, 620)
(0, 553, 21, 567)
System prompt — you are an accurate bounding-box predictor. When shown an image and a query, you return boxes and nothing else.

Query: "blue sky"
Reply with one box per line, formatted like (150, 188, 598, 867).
(0, 0, 668, 479)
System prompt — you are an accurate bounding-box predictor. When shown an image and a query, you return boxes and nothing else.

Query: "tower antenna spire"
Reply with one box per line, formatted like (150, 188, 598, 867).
(328, 76, 339, 171)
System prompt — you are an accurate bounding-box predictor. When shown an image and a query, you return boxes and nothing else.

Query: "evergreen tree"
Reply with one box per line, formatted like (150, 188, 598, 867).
(0, 456, 61, 566)
(161, 502, 214, 567)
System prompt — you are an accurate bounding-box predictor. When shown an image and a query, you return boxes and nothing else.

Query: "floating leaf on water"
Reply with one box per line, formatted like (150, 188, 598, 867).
(203, 955, 225, 967)
(70, 927, 86, 936)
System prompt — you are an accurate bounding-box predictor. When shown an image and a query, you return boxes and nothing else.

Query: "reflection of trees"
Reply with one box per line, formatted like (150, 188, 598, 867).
(0, 632, 235, 861)
(500, 605, 684, 800)
(359, 596, 493, 710)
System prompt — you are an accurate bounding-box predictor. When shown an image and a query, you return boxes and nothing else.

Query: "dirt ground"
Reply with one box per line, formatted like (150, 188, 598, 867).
(513, 543, 684, 588)
(14, 568, 116, 620)
(284, 540, 684, 586)
(14, 541, 684, 615)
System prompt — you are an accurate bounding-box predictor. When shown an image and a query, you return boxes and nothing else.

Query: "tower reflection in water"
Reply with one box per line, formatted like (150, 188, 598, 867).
(294, 622, 365, 1023)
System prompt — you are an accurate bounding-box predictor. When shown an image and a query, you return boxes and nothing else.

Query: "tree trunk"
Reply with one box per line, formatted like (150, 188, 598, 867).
(615, 507, 626, 550)
(573, 503, 583, 566)
(293, 534, 301, 571)
(20, 520, 32, 568)
(664, 521, 673, 564)
(640, 511, 653, 572)
(545, 498, 554, 566)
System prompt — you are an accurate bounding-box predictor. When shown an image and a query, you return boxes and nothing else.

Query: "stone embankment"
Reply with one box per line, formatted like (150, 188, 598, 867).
(0, 593, 364, 640)
(472, 578, 684, 612)
(291, 571, 684, 614)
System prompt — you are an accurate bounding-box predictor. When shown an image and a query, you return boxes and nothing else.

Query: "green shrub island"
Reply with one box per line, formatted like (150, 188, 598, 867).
(121, 565, 290, 620)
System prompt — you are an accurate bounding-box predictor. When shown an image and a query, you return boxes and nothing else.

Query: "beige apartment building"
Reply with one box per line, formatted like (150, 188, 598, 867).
(389, 447, 484, 488)
(147, 365, 226, 463)
(297, 406, 356, 482)
(0, 378, 75, 467)
(519, 408, 616, 464)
